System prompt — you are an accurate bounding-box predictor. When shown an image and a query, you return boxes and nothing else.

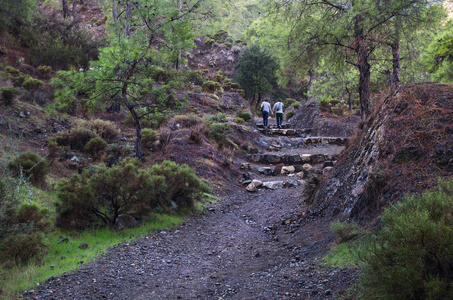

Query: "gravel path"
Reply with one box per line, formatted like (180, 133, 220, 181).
(25, 186, 359, 300)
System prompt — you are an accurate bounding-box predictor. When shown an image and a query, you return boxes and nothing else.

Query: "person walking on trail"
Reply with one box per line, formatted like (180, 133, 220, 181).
(260, 99, 272, 128)
(273, 99, 284, 129)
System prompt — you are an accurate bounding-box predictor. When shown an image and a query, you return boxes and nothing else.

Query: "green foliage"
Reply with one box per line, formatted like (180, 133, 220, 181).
(330, 220, 359, 243)
(56, 159, 209, 229)
(202, 80, 222, 93)
(0, 0, 34, 30)
(54, 127, 97, 152)
(50, 69, 86, 113)
(84, 137, 108, 158)
(359, 179, 453, 300)
(209, 122, 228, 141)
(22, 77, 43, 91)
(292, 102, 301, 109)
(149, 160, 210, 209)
(424, 21, 453, 83)
(0, 86, 18, 106)
(36, 66, 53, 79)
(286, 110, 295, 119)
(24, 11, 104, 70)
(7, 151, 49, 187)
(235, 117, 245, 124)
(234, 44, 279, 102)
(206, 112, 227, 124)
(141, 128, 158, 148)
(236, 110, 253, 122)
(184, 70, 205, 86)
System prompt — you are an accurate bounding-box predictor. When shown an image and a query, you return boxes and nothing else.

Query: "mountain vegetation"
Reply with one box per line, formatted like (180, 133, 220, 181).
(0, 0, 452, 298)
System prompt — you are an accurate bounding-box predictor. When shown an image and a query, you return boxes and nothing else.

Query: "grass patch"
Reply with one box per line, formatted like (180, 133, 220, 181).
(0, 213, 185, 299)
(322, 241, 362, 269)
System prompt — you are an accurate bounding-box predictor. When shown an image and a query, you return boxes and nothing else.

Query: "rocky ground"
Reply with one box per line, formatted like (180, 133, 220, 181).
(24, 121, 360, 300)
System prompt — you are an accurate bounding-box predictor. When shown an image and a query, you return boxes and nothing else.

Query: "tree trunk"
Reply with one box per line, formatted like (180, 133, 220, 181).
(122, 88, 143, 160)
(390, 41, 401, 93)
(354, 16, 371, 120)
(306, 68, 314, 101)
(72, 0, 77, 19)
(177, 0, 183, 11)
(62, 0, 69, 19)
(112, 0, 118, 21)
(124, 1, 132, 38)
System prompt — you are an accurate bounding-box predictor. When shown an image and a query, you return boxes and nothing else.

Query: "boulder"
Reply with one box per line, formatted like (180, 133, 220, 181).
(115, 214, 138, 230)
(281, 166, 296, 175)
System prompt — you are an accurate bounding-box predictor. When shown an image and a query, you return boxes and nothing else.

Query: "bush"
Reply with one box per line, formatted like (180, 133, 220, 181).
(285, 98, 297, 106)
(149, 160, 210, 209)
(189, 124, 206, 144)
(84, 137, 108, 157)
(202, 80, 222, 93)
(209, 122, 228, 141)
(56, 159, 209, 229)
(54, 127, 97, 152)
(293, 102, 301, 109)
(0, 203, 50, 265)
(237, 110, 253, 122)
(56, 159, 166, 229)
(37, 65, 53, 79)
(8, 151, 50, 186)
(0, 86, 18, 106)
(235, 117, 245, 124)
(141, 128, 158, 148)
(330, 220, 359, 243)
(184, 70, 205, 86)
(75, 118, 120, 141)
(286, 110, 295, 119)
(169, 114, 203, 129)
(22, 77, 44, 91)
(206, 112, 227, 124)
(359, 179, 453, 300)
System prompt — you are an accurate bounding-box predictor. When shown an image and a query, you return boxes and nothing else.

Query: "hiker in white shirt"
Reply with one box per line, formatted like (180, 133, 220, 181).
(273, 100, 284, 128)
(260, 99, 273, 128)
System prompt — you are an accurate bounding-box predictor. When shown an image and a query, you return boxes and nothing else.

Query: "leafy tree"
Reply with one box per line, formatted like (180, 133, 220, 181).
(234, 44, 279, 107)
(266, 0, 444, 119)
(424, 21, 453, 83)
(0, 0, 34, 30)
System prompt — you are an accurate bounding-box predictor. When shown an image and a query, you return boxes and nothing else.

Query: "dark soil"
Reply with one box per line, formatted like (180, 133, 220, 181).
(24, 187, 359, 300)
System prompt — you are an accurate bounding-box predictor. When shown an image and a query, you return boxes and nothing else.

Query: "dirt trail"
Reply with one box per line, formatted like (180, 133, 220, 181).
(25, 124, 359, 300)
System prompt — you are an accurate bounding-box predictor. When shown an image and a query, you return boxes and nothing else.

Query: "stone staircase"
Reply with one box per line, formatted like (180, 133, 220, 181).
(240, 122, 349, 192)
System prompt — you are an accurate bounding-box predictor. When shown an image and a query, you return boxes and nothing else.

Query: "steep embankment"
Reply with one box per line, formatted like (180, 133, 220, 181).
(308, 83, 453, 222)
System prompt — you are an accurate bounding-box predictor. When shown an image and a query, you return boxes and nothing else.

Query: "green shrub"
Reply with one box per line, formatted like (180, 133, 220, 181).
(149, 160, 210, 209)
(5, 66, 20, 77)
(184, 70, 205, 86)
(237, 110, 252, 122)
(359, 179, 453, 300)
(141, 128, 158, 148)
(206, 112, 227, 124)
(84, 137, 108, 157)
(209, 122, 228, 141)
(286, 110, 295, 119)
(0, 86, 18, 106)
(0, 202, 50, 265)
(56, 159, 166, 229)
(330, 220, 359, 243)
(202, 80, 221, 93)
(8, 151, 50, 186)
(285, 98, 297, 106)
(235, 117, 245, 124)
(212, 30, 228, 43)
(37, 65, 53, 79)
(22, 77, 44, 91)
(293, 102, 301, 109)
(54, 127, 97, 152)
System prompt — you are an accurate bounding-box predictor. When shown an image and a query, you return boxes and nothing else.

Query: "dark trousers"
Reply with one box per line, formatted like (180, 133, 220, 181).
(262, 111, 269, 126)
(276, 113, 283, 127)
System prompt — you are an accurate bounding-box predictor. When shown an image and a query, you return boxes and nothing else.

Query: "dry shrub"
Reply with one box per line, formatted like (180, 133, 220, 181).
(159, 130, 177, 153)
(54, 127, 97, 152)
(75, 118, 119, 141)
(189, 124, 207, 144)
(169, 114, 202, 129)
(84, 137, 108, 158)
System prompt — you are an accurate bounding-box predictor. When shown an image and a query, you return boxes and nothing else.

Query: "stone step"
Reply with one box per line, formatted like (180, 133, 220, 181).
(258, 128, 312, 136)
(246, 153, 338, 165)
(256, 123, 291, 129)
